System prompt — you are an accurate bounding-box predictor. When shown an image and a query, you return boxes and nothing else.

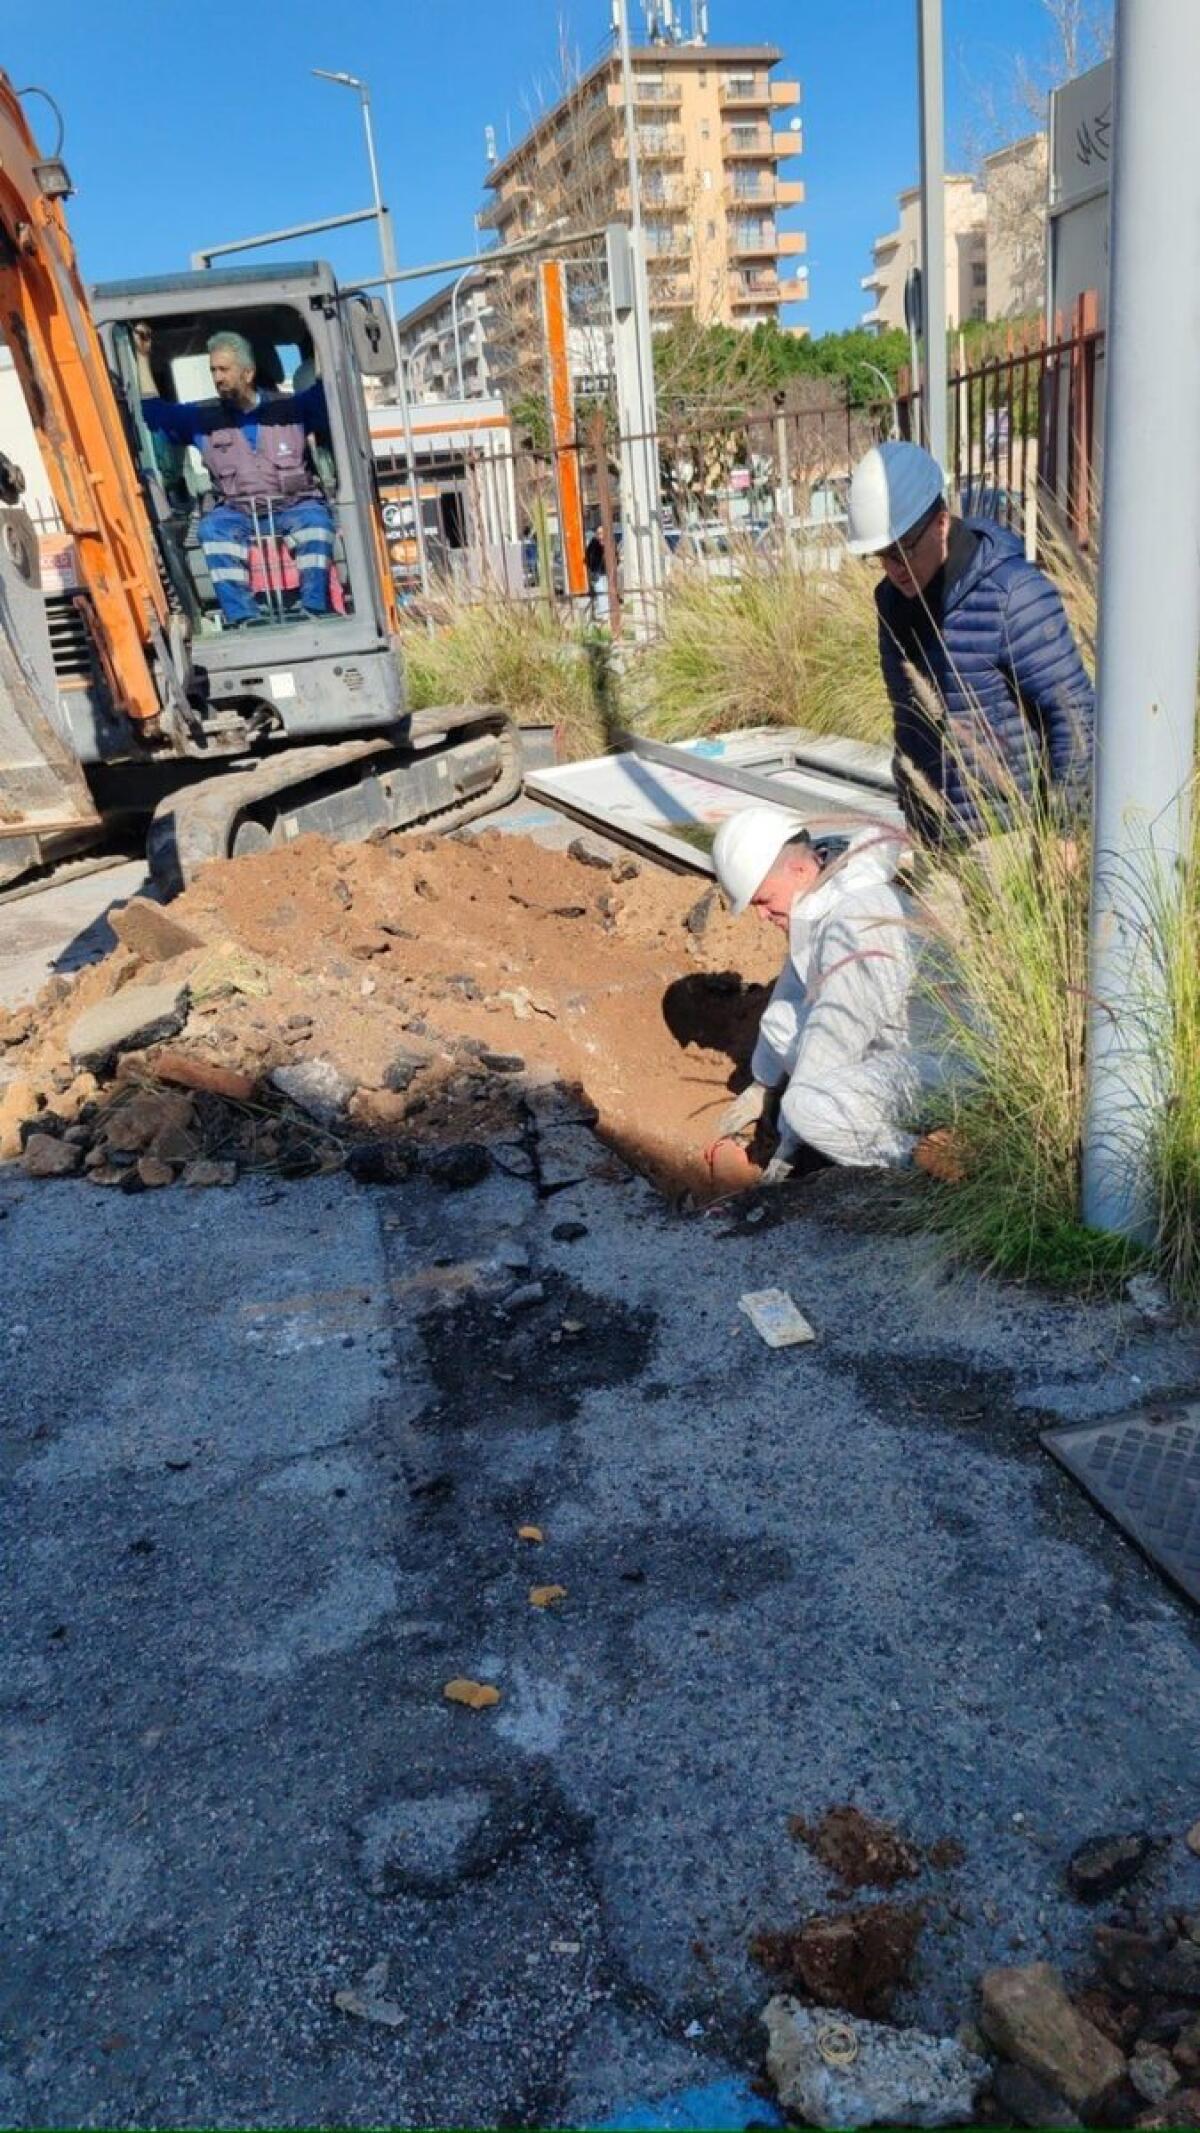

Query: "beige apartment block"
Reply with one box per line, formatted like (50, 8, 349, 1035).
(480, 42, 806, 398)
(861, 174, 987, 334)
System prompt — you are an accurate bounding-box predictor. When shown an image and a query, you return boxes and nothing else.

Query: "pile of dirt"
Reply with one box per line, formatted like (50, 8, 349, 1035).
(751, 1901, 925, 2020)
(0, 829, 780, 1197)
(789, 1806, 923, 1893)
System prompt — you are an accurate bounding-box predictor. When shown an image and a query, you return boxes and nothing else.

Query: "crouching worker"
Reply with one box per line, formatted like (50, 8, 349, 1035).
(705, 808, 919, 1191)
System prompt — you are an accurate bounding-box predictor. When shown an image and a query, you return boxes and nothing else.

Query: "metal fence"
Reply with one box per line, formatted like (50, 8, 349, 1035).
(897, 294, 1105, 551)
(385, 386, 897, 633)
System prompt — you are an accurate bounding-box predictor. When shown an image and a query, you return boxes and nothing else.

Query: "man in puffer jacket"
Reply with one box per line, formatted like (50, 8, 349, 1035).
(705, 808, 922, 1187)
(847, 440, 1094, 846)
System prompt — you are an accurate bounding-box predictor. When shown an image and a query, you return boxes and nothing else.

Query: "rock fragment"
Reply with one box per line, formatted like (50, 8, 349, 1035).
(1067, 1832, 1156, 1903)
(426, 1143, 491, 1190)
(182, 1159, 237, 1189)
(21, 1133, 82, 1179)
(270, 1058, 353, 1127)
(762, 1996, 988, 2130)
(68, 980, 190, 1073)
(979, 1963, 1126, 2114)
(109, 900, 203, 965)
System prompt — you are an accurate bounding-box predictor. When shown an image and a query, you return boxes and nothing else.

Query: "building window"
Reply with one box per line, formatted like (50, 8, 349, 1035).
(706, 220, 716, 240)
(700, 119, 710, 140)
(730, 123, 761, 149)
(971, 260, 987, 288)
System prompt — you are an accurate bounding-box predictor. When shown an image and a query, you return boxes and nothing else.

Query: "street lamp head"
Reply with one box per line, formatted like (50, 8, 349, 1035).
(312, 67, 366, 91)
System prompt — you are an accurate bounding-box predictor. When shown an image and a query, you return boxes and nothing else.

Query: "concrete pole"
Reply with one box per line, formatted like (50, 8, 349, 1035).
(1082, 0, 1200, 1236)
(613, 3, 665, 631)
(916, 0, 947, 469)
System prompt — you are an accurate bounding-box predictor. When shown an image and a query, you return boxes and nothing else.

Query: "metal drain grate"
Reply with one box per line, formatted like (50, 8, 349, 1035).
(1043, 1405, 1200, 1606)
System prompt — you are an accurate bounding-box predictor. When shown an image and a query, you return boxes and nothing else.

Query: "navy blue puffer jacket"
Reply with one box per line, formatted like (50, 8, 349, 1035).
(876, 518, 1094, 844)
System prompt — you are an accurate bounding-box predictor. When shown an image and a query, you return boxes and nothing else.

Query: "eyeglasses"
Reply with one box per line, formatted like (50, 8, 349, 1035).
(879, 508, 939, 568)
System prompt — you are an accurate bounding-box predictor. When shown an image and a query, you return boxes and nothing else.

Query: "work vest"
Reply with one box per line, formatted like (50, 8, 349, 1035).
(198, 411, 315, 505)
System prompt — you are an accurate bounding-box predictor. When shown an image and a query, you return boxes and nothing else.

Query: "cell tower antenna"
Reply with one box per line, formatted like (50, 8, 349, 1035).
(484, 122, 496, 165)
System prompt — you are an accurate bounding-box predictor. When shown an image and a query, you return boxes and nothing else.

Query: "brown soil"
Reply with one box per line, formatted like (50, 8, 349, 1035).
(789, 1806, 922, 1892)
(750, 1900, 925, 2019)
(7, 830, 781, 1196)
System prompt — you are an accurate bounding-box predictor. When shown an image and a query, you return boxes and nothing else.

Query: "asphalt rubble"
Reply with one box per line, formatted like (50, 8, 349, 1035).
(0, 828, 779, 1203)
(738, 1806, 1200, 2127)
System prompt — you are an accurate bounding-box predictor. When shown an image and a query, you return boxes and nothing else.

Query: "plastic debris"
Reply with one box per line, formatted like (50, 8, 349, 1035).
(739, 1288, 816, 1348)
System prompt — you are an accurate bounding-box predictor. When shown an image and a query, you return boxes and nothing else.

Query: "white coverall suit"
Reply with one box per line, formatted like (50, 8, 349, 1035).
(751, 830, 918, 1168)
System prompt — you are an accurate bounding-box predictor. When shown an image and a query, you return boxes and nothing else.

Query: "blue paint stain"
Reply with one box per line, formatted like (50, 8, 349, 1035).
(590, 2074, 785, 2130)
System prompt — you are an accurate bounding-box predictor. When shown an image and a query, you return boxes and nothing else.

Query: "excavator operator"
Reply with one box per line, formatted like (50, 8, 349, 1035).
(135, 324, 336, 627)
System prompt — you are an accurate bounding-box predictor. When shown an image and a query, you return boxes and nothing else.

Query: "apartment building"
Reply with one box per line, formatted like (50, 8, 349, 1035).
(479, 39, 806, 397)
(861, 175, 988, 334)
(393, 270, 497, 404)
(862, 134, 1049, 334)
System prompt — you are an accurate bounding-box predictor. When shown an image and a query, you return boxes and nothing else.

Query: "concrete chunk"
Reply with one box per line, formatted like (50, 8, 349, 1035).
(270, 1058, 353, 1127)
(763, 1997, 988, 2129)
(68, 981, 189, 1073)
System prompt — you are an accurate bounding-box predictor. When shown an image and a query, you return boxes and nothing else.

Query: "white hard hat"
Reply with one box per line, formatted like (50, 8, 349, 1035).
(846, 440, 946, 556)
(712, 806, 808, 917)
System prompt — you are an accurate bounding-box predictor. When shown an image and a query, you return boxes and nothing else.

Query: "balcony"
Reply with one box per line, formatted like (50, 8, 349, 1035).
(728, 222, 778, 258)
(779, 275, 808, 303)
(731, 271, 779, 305)
(650, 278, 695, 310)
(722, 125, 774, 157)
(773, 129, 802, 158)
(632, 77, 682, 106)
(618, 174, 689, 211)
(770, 79, 801, 107)
(726, 174, 776, 206)
(778, 229, 807, 256)
(634, 125, 685, 160)
(645, 228, 692, 262)
(776, 177, 805, 207)
(719, 76, 770, 108)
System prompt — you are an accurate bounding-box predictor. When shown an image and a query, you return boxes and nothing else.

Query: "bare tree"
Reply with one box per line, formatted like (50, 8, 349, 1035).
(962, 0, 1113, 320)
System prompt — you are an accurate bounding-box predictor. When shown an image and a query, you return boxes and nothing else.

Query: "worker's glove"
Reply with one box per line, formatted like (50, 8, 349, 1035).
(716, 1082, 769, 1143)
(761, 1154, 795, 1187)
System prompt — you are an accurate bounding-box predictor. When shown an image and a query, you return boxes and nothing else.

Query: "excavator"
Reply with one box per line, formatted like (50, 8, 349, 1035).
(0, 74, 522, 896)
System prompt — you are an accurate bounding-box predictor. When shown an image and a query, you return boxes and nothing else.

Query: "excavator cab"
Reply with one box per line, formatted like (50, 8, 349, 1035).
(91, 262, 404, 755)
(0, 75, 520, 892)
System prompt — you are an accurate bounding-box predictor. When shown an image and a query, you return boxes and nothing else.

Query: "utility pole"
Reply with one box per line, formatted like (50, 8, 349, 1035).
(915, 0, 947, 468)
(313, 68, 429, 594)
(1081, 0, 1200, 1236)
(612, 1, 665, 632)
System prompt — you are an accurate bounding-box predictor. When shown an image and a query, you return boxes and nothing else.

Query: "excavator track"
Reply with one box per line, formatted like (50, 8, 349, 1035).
(146, 704, 525, 896)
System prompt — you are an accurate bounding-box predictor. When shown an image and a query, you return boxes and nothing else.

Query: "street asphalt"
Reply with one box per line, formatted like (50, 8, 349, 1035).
(4, 826, 1200, 2127)
(4, 1138, 1200, 2128)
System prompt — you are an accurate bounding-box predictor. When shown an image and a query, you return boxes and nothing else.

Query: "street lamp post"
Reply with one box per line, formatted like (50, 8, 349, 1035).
(449, 269, 480, 400)
(312, 66, 429, 594)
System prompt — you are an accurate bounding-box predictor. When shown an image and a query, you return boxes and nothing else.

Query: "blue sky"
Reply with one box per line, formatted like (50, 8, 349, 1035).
(8, 0, 1082, 336)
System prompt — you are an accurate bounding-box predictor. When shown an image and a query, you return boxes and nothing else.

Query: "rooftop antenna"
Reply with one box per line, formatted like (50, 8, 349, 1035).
(484, 122, 496, 165)
(691, 0, 709, 43)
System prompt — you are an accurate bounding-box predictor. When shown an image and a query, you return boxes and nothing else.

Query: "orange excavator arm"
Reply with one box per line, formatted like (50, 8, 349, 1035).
(0, 72, 169, 728)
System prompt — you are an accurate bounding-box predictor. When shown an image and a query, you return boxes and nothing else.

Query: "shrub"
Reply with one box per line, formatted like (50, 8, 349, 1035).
(634, 546, 892, 748)
(397, 592, 610, 760)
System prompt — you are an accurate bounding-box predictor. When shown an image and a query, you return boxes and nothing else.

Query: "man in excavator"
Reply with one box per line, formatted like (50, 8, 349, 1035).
(135, 324, 336, 626)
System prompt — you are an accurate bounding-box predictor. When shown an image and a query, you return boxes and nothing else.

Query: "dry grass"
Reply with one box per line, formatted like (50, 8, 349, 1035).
(633, 545, 892, 748)
(397, 590, 609, 760)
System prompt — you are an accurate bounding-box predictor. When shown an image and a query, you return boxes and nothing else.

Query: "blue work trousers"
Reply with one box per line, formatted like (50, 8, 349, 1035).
(198, 498, 335, 624)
